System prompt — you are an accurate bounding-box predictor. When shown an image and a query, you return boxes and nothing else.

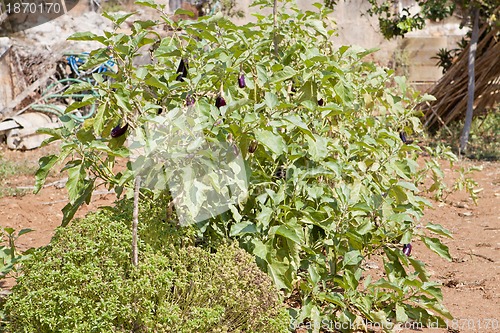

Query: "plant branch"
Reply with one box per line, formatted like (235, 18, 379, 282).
(273, 0, 278, 57)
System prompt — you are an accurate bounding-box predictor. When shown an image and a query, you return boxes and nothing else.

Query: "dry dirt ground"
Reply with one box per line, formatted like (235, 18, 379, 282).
(0, 143, 498, 333)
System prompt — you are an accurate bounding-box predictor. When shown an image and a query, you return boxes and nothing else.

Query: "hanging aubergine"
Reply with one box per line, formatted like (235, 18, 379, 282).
(111, 123, 129, 138)
(176, 59, 188, 81)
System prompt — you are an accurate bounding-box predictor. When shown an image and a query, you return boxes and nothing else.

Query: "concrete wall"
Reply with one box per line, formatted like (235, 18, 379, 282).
(0, 38, 12, 110)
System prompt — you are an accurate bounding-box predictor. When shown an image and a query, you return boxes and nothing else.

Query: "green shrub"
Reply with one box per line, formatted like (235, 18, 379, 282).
(34, 0, 458, 328)
(4, 205, 288, 333)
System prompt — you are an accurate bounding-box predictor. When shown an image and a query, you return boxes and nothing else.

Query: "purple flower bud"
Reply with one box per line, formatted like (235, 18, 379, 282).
(403, 243, 412, 256)
(186, 95, 195, 106)
(238, 74, 246, 88)
(215, 95, 226, 108)
(111, 123, 128, 138)
(318, 98, 324, 106)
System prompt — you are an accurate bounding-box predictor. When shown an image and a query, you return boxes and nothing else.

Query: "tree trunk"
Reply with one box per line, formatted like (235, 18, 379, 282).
(459, 6, 479, 154)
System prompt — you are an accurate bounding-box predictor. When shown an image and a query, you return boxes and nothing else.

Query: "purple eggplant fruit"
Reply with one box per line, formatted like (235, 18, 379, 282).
(215, 95, 226, 108)
(238, 74, 246, 88)
(111, 123, 129, 138)
(274, 165, 286, 180)
(248, 140, 258, 154)
(399, 131, 414, 144)
(176, 59, 188, 81)
(403, 243, 412, 256)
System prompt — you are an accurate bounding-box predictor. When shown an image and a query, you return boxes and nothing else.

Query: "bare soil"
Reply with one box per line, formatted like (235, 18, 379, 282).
(0, 144, 498, 333)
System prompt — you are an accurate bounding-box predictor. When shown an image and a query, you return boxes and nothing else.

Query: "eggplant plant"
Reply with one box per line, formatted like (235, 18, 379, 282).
(34, 0, 457, 331)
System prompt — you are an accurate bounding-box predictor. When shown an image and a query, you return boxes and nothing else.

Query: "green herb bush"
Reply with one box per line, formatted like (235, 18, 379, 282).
(4, 203, 288, 333)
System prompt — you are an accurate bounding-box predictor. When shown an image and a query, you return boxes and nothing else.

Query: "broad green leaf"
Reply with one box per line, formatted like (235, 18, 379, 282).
(61, 180, 94, 226)
(66, 163, 87, 203)
(267, 258, 292, 291)
(102, 11, 135, 25)
(65, 96, 96, 113)
(408, 257, 429, 282)
(283, 114, 313, 138)
(270, 66, 296, 83)
(426, 222, 453, 238)
(68, 32, 105, 44)
(229, 221, 257, 237)
(317, 292, 345, 308)
(275, 225, 301, 244)
(64, 82, 93, 94)
(135, 0, 158, 9)
(256, 205, 273, 229)
(343, 250, 362, 266)
(34, 155, 59, 193)
(255, 129, 286, 156)
(421, 236, 452, 262)
(421, 93, 436, 102)
(395, 303, 408, 323)
(174, 8, 195, 17)
(264, 92, 278, 109)
(306, 135, 328, 161)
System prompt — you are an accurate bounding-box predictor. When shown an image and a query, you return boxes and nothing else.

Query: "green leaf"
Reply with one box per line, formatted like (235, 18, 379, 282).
(18, 228, 34, 237)
(343, 250, 362, 266)
(61, 180, 94, 227)
(255, 129, 286, 156)
(68, 32, 105, 44)
(102, 11, 135, 25)
(135, 0, 159, 9)
(317, 292, 345, 308)
(283, 114, 313, 138)
(256, 205, 273, 229)
(64, 82, 93, 94)
(395, 303, 408, 323)
(229, 221, 257, 237)
(408, 257, 429, 282)
(275, 225, 301, 244)
(421, 93, 436, 102)
(174, 8, 195, 17)
(34, 155, 59, 194)
(270, 66, 296, 83)
(421, 236, 452, 262)
(66, 163, 87, 203)
(65, 96, 96, 113)
(266, 258, 292, 291)
(426, 222, 453, 239)
(306, 135, 328, 161)
(3, 227, 15, 235)
(264, 92, 278, 109)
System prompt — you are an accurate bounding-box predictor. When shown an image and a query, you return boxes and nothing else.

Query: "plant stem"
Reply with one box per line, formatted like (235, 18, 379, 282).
(460, 6, 479, 154)
(132, 176, 141, 267)
(273, 0, 278, 57)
